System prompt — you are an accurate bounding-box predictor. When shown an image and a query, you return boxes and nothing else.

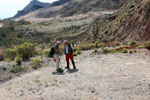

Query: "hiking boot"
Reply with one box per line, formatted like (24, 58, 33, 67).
(65, 66, 70, 69)
(73, 66, 76, 70)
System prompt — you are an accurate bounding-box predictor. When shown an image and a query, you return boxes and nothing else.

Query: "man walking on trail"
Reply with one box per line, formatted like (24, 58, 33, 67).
(54, 41, 61, 70)
(63, 40, 76, 70)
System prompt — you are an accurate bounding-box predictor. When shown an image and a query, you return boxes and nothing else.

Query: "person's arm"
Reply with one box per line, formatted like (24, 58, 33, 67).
(70, 44, 74, 50)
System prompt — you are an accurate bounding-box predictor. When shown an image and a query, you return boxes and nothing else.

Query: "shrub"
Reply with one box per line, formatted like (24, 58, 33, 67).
(0, 51, 5, 61)
(102, 48, 109, 54)
(16, 66, 23, 72)
(5, 49, 16, 60)
(10, 68, 15, 73)
(32, 59, 41, 69)
(138, 46, 144, 49)
(76, 50, 81, 55)
(129, 41, 137, 46)
(9, 66, 23, 73)
(15, 56, 23, 65)
(92, 49, 98, 54)
(110, 50, 118, 54)
(79, 43, 95, 50)
(56, 68, 64, 73)
(73, 52, 78, 56)
(115, 42, 121, 46)
(94, 41, 100, 48)
(129, 49, 134, 54)
(43, 48, 50, 57)
(144, 41, 150, 50)
(122, 48, 128, 53)
(2, 67, 7, 71)
(35, 47, 43, 55)
(16, 42, 35, 60)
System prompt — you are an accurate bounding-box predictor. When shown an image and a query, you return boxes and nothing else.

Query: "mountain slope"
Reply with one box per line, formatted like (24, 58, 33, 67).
(14, 0, 131, 19)
(88, 0, 150, 42)
(13, 0, 50, 18)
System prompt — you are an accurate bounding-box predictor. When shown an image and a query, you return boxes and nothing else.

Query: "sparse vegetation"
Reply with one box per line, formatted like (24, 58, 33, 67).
(15, 56, 23, 65)
(56, 68, 64, 73)
(138, 46, 144, 49)
(2, 67, 7, 71)
(10, 68, 15, 73)
(129, 41, 137, 46)
(43, 48, 50, 57)
(5, 49, 16, 60)
(32, 59, 41, 69)
(122, 48, 128, 53)
(102, 48, 109, 54)
(73, 52, 78, 56)
(144, 41, 150, 50)
(16, 42, 35, 60)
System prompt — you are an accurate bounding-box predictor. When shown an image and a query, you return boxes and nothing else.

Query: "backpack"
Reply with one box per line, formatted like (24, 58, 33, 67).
(49, 47, 55, 58)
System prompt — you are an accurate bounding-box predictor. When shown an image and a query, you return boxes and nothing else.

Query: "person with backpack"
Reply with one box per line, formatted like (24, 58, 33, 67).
(63, 40, 76, 70)
(53, 41, 61, 70)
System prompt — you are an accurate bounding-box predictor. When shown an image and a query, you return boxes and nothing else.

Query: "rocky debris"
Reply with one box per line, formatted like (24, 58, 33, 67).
(0, 50, 150, 100)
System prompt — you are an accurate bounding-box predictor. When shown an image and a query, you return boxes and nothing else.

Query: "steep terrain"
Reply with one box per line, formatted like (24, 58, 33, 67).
(88, 0, 150, 42)
(14, 0, 131, 20)
(13, 0, 50, 18)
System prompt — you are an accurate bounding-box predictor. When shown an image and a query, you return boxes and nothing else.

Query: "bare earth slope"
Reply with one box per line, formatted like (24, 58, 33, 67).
(0, 50, 150, 100)
(88, 0, 150, 42)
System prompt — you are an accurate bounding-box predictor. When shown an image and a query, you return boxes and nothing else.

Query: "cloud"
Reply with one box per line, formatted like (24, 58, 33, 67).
(0, 0, 57, 19)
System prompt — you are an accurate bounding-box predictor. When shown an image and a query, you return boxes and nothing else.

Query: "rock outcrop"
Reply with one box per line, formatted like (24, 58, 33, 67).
(88, 0, 150, 42)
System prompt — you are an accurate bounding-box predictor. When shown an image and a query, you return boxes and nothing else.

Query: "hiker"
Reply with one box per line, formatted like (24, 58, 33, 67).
(63, 40, 76, 70)
(53, 41, 61, 70)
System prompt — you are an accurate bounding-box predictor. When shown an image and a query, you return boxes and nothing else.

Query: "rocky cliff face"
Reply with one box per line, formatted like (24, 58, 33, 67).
(88, 0, 150, 42)
(13, 0, 50, 18)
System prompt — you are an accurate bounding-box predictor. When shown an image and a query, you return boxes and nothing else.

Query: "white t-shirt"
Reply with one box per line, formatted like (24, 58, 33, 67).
(65, 43, 74, 54)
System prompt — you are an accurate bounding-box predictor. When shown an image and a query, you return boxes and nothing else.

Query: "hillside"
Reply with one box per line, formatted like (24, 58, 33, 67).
(13, 0, 50, 18)
(14, 0, 131, 20)
(88, 0, 150, 42)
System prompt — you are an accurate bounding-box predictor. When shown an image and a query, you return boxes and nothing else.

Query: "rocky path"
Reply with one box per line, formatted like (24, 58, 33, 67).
(0, 50, 150, 100)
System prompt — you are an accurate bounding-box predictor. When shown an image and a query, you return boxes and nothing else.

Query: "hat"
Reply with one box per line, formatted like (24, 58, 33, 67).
(63, 40, 68, 44)
(56, 41, 61, 44)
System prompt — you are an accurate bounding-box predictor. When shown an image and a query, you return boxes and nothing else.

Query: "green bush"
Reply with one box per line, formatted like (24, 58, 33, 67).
(115, 42, 121, 46)
(9, 66, 23, 73)
(56, 68, 64, 73)
(138, 46, 144, 49)
(15, 56, 23, 65)
(122, 48, 128, 53)
(32, 59, 41, 69)
(16, 66, 23, 72)
(144, 42, 150, 50)
(129, 49, 134, 54)
(94, 41, 100, 48)
(129, 41, 137, 46)
(102, 48, 109, 54)
(110, 50, 118, 54)
(92, 49, 98, 54)
(10, 68, 15, 73)
(76, 50, 81, 55)
(16, 42, 35, 60)
(73, 52, 78, 56)
(2, 67, 7, 71)
(5, 49, 16, 60)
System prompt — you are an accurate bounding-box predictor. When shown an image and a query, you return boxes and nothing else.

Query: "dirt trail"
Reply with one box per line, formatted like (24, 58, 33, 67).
(0, 50, 150, 100)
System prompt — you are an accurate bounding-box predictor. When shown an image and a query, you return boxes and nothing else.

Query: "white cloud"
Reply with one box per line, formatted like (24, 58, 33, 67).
(0, 0, 57, 19)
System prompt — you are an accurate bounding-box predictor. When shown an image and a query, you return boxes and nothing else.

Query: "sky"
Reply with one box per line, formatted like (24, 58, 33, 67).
(0, 0, 57, 19)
